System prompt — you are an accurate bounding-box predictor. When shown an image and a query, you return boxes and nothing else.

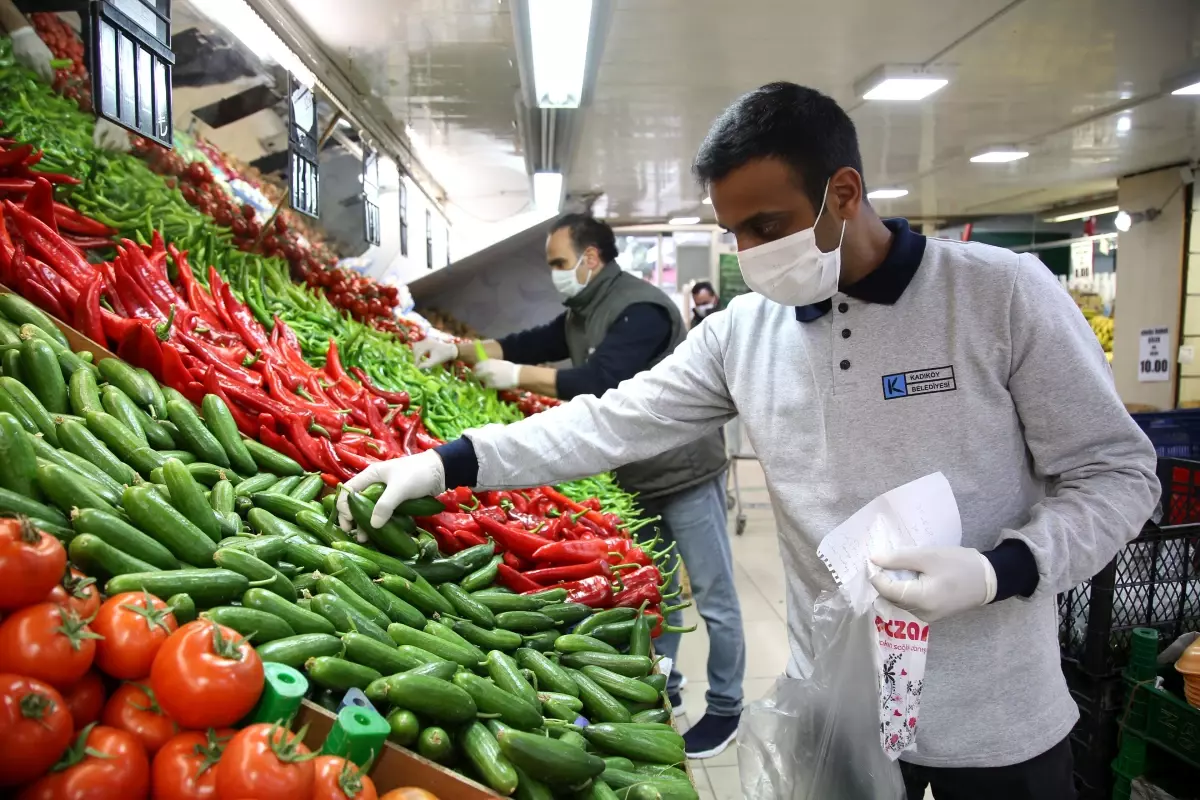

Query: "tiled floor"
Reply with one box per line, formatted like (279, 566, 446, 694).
(675, 460, 933, 800)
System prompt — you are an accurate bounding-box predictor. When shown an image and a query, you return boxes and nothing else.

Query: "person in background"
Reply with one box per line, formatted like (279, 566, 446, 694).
(408, 213, 747, 758)
(341, 82, 1159, 798)
(0, 0, 128, 151)
(689, 280, 720, 329)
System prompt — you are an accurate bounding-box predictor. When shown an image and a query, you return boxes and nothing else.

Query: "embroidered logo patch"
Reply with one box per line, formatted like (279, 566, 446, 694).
(881, 366, 956, 400)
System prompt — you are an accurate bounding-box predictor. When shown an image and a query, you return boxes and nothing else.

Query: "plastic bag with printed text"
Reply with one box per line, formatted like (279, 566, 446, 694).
(737, 473, 961, 800)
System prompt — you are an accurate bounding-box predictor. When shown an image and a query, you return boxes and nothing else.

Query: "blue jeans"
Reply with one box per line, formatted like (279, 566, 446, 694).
(639, 472, 745, 717)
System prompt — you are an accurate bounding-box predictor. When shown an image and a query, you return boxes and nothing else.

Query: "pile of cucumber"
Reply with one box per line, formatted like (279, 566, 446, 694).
(0, 294, 695, 800)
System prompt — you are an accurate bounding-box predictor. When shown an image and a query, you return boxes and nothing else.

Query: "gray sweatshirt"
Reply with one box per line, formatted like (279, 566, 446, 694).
(462, 234, 1160, 768)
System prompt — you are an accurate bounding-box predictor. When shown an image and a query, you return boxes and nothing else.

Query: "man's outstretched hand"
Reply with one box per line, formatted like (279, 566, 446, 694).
(336, 450, 447, 531)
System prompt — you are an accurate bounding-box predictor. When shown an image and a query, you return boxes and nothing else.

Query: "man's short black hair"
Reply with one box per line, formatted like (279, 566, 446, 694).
(692, 281, 716, 296)
(693, 82, 864, 210)
(549, 213, 619, 264)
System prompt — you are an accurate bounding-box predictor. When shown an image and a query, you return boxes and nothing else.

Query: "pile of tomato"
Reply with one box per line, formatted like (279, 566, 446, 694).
(0, 517, 434, 800)
(29, 13, 92, 111)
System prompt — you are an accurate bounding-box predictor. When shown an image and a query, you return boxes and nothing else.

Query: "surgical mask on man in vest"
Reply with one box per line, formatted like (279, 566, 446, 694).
(551, 255, 589, 300)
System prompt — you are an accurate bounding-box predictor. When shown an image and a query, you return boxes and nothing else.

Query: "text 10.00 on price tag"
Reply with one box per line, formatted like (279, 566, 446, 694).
(1138, 326, 1171, 383)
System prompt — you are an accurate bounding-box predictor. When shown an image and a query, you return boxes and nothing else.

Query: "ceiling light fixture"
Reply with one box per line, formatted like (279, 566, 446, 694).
(198, 0, 316, 87)
(669, 216, 701, 225)
(1115, 208, 1160, 232)
(867, 188, 909, 200)
(970, 148, 1029, 164)
(855, 65, 949, 101)
(701, 196, 712, 205)
(528, 0, 593, 108)
(1043, 205, 1120, 223)
(532, 172, 564, 214)
(1172, 80, 1200, 95)
(1116, 115, 1132, 133)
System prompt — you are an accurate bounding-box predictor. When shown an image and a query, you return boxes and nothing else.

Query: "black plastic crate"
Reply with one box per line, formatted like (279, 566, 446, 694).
(1064, 660, 1123, 799)
(1160, 458, 1200, 526)
(1059, 523, 1200, 677)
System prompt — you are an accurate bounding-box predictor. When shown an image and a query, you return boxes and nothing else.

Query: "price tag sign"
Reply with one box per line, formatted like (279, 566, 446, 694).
(1069, 240, 1094, 289)
(362, 147, 381, 246)
(1138, 326, 1171, 382)
(287, 75, 320, 219)
(90, 0, 175, 148)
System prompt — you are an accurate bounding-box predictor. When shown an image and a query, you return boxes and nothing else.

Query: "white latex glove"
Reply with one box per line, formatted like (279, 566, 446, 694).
(869, 546, 997, 622)
(412, 337, 458, 369)
(473, 359, 521, 390)
(337, 450, 446, 532)
(11, 27, 54, 83)
(93, 118, 131, 153)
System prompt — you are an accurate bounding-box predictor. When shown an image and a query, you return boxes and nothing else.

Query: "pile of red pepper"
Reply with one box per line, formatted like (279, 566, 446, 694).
(497, 389, 562, 417)
(29, 13, 92, 112)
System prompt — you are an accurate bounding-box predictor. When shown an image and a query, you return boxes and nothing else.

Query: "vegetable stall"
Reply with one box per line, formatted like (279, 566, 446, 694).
(0, 22, 697, 800)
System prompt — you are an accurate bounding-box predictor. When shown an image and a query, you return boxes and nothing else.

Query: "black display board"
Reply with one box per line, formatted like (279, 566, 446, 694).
(287, 75, 319, 219)
(362, 147, 380, 246)
(90, 0, 175, 148)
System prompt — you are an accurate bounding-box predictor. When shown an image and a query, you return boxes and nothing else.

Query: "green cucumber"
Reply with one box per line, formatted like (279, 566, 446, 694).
(36, 456, 119, 507)
(417, 727, 452, 764)
(0, 377, 58, 446)
(99, 385, 146, 444)
(36, 462, 118, 515)
(452, 620, 523, 653)
(84, 411, 160, 474)
(561, 652, 653, 679)
(209, 479, 235, 515)
(600, 769, 697, 800)
(640, 674, 668, 694)
(582, 724, 685, 766)
(486, 650, 540, 710)
(68, 363, 102, 417)
(0, 411, 39, 499)
(496, 728, 606, 787)
(167, 593, 196, 624)
(516, 648, 579, 697)
(122, 485, 218, 567)
(461, 721, 519, 795)
(575, 607, 638, 637)
(522, 631, 560, 652)
(71, 508, 179, 570)
(310, 593, 392, 645)
(313, 573, 391, 629)
(294, 509, 349, 546)
(255, 633, 344, 668)
(28, 433, 120, 499)
(341, 632, 429, 674)
(133, 407, 176, 450)
(446, 542, 497, 573)
(581, 666, 661, 704)
(55, 418, 134, 485)
(386, 622, 484, 668)
(249, 508, 319, 545)
(244, 438, 304, 476)
(221, 534, 287, 563)
(30, 517, 75, 544)
(166, 397, 228, 467)
(424, 620, 486, 663)
(163, 458, 222, 543)
(325, 553, 424, 628)
(376, 573, 453, 616)
(187, 462, 240, 487)
(305, 656, 381, 690)
(21, 338, 67, 414)
(288, 473, 324, 503)
(0, 294, 67, 347)
(343, 489, 418, 558)
(407, 558, 467, 584)
(540, 602, 592, 627)
(138, 369, 168, 418)
(251, 492, 320, 523)
(242, 587, 335, 635)
(68, 533, 159, 580)
(214, 547, 296, 600)
(200, 395, 257, 475)
(460, 554, 501, 592)
(331, 542, 418, 579)
(396, 495, 447, 518)
(0, 378, 37, 433)
(267, 475, 303, 496)
(440, 583, 496, 629)
(569, 669, 632, 723)
(233, 472, 278, 497)
(0, 484, 67, 526)
(97, 358, 156, 408)
(373, 672, 477, 724)
(386, 709, 419, 746)
(471, 591, 547, 613)
(201, 606, 296, 643)
(105, 568, 250, 608)
(555, 634, 620, 656)
(494, 610, 556, 634)
(539, 692, 585, 713)
(630, 709, 671, 725)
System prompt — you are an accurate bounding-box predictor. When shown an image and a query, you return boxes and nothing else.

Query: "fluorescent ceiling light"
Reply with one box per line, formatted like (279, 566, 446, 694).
(1172, 81, 1200, 95)
(970, 149, 1029, 163)
(856, 65, 949, 101)
(701, 196, 712, 205)
(528, 0, 593, 108)
(198, 0, 316, 87)
(669, 216, 700, 225)
(1116, 115, 1131, 133)
(532, 172, 564, 214)
(1043, 205, 1119, 223)
(867, 188, 908, 200)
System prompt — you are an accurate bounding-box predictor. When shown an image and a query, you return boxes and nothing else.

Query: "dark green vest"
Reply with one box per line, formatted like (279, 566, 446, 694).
(562, 263, 728, 500)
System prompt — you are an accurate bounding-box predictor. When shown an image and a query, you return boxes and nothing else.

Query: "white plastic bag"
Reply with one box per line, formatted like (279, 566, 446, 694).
(737, 588, 906, 800)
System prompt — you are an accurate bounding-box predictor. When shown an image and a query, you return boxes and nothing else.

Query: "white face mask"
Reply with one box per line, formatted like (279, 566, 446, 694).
(551, 255, 588, 299)
(694, 302, 716, 315)
(735, 180, 846, 306)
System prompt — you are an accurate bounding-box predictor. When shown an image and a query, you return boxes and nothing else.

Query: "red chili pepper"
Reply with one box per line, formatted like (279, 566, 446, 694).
(26, 253, 78, 312)
(284, 414, 335, 475)
(73, 273, 106, 343)
(620, 564, 667, 591)
(11, 246, 63, 318)
(473, 512, 552, 561)
(60, 235, 112, 250)
(177, 329, 263, 386)
(324, 338, 350, 383)
(0, 178, 34, 193)
(0, 202, 17, 279)
(611, 582, 662, 609)
(206, 267, 236, 330)
(22, 177, 57, 231)
(503, 551, 531, 572)
(316, 435, 352, 482)
(169, 246, 222, 329)
(540, 486, 616, 534)
(531, 538, 629, 566)
(19, 168, 79, 185)
(53, 203, 113, 237)
(121, 239, 180, 316)
(0, 144, 33, 169)
(523, 560, 613, 586)
(454, 528, 488, 549)
(417, 511, 480, 535)
(117, 325, 165, 384)
(111, 251, 161, 321)
(496, 563, 541, 593)
(362, 395, 400, 456)
(221, 379, 298, 423)
(259, 425, 310, 471)
(431, 526, 461, 555)
(554, 575, 614, 608)
(333, 442, 375, 472)
(5, 200, 93, 291)
(348, 366, 411, 408)
(218, 282, 272, 354)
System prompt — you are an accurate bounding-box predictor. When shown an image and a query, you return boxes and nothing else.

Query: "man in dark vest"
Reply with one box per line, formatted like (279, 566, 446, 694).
(412, 213, 746, 758)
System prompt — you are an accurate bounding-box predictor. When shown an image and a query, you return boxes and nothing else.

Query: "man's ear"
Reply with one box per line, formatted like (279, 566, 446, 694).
(830, 166, 864, 220)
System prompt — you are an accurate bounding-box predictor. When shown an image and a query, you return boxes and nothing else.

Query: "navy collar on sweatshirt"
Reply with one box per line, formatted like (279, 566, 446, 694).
(794, 218, 927, 323)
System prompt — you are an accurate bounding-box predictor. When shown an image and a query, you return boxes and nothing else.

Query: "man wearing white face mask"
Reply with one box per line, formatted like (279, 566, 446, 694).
(350, 83, 1158, 796)
(407, 213, 744, 758)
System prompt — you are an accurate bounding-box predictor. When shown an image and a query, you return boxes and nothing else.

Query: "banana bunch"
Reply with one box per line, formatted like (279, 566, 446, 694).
(1090, 314, 1114, 353)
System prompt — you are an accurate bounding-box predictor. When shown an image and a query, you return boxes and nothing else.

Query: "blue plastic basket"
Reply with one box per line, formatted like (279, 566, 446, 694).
(1133, 410, 1200, 459)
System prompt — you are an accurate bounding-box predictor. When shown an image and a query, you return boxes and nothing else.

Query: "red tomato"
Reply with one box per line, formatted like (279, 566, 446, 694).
(0, 603, 100, 689)
(150, 620, 262, 729)
(62, 670, 106, 731)
(151, 729, 234, 800)
(92, 591, 177, 680)
(0, 673, 73, 786)
(17, 724, 150, 800)
(101, 682, 177, 756)
(0, 517, 66, 610)
(214, 724, 314, 800)
(312, 755, 378, 800)
(46, 567, 100, 618)
(379, 791, 439, 800)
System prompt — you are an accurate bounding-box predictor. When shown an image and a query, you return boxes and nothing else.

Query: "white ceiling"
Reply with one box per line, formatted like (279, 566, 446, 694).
(268, 0, 1200, 228)
(574, 0, 1200, 222)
